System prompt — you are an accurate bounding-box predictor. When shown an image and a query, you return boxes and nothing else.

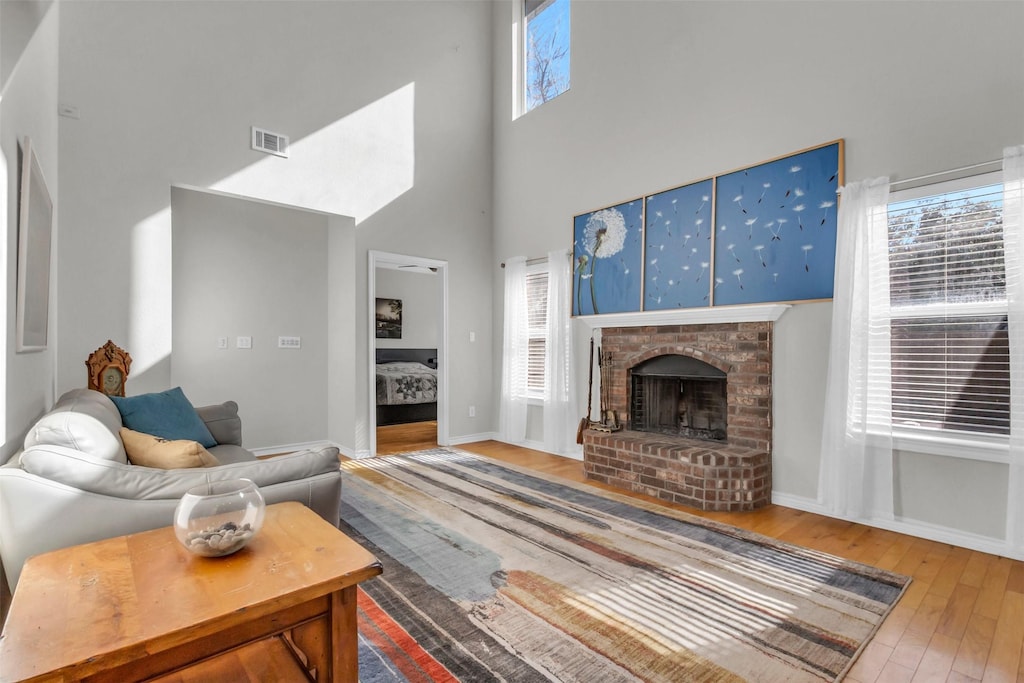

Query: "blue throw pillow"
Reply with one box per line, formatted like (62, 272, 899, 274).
(111, 387, 217, 448)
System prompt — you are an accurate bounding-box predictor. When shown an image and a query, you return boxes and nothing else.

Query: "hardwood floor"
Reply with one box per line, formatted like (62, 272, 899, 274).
(376, 420, 438, 455)
(450, 440, 1024, 683)
(4, 435, 1019, 682)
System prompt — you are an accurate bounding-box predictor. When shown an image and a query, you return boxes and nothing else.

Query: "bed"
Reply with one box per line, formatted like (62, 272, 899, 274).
(375, 348, 438, 426)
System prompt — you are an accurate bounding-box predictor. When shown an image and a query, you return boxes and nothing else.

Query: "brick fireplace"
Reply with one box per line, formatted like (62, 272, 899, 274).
(583, 321, 773, 511)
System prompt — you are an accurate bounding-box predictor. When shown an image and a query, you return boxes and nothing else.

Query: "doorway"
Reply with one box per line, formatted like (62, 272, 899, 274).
(368, 251, 448, 456)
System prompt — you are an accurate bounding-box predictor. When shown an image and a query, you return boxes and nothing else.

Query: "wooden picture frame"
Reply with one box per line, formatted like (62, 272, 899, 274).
(643, 178, 715, 310)
(712, 140, 843, 306)
(571, 139, 844, 317)
(572, 199, 643, 315)
(16, 137, 54, 352)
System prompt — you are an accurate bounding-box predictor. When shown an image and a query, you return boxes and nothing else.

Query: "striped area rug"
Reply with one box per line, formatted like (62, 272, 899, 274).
(340, 448, 910, 682)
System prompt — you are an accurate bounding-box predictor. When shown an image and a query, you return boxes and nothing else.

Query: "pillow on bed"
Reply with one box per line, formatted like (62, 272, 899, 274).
(378, 362, 434, 372)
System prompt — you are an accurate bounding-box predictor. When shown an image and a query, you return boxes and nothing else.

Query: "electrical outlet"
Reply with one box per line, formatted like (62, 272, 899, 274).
(468, 406, 476, 417)
(217, 337, 228, 349)
(278, 336, 301, 349)
(236, 336, 252, 349)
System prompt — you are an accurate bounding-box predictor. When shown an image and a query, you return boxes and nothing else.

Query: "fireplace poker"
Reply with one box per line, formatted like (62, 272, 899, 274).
(593, 346, 621, 433)
(576, 335, 595, 444)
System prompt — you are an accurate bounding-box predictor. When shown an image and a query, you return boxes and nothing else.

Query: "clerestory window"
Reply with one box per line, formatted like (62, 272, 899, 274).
(517, 0, 570, 117)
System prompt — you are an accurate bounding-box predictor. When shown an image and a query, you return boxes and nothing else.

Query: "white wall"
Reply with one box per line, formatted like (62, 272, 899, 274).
(1, 1, 54, 88)
(374, 267, 440, 350)
(56, 1, 494, 454)
(1, 2, 59, 462)
(171, 188, 332, 450)
(490, 1, 1024, 549)
(328, 214, 358, 452)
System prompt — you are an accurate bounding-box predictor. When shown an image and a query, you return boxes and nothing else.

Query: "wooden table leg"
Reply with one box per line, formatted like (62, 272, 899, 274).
(290, 588, 358, 682)
(334, 586, 358, 682)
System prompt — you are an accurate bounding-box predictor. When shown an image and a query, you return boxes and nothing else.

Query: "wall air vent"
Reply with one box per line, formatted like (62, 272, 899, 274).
(251, 126, 289, 158)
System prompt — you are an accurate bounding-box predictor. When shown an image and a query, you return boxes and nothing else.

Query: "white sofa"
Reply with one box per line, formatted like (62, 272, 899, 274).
(0, 389, 342, 588)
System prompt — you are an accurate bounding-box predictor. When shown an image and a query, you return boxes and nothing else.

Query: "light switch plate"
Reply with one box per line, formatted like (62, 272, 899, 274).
(237, 336, 252, 349)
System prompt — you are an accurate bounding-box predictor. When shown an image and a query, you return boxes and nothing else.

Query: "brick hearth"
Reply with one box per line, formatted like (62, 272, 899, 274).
(583, 322, 773, 511)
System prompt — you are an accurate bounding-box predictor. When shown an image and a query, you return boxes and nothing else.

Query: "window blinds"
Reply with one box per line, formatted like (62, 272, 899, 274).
(526, 270, 549, 395)
(887, 183, 1009, 435)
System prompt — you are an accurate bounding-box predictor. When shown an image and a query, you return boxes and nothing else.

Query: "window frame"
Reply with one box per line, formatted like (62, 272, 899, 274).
(514, 0, 571, 119)
(882, 171, 1010, 463)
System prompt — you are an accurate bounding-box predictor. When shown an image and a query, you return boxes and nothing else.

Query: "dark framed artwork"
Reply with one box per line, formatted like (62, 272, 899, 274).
(712, 141, 842, 305)
(644, 178, 714, 310)
(572, 199, 643, 315)
(375, 298, 403, 339)
(16, 137, 53, 352)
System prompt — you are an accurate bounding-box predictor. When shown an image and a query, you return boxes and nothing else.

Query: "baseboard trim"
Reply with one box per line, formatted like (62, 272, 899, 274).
(772, 491, 1022, 561)
(770, 492, 829, 515)
(447, 431, 499, 446)
(445, 433, 584, 461)
(338, 444, 371, 460)
(486, 437, 584, 461)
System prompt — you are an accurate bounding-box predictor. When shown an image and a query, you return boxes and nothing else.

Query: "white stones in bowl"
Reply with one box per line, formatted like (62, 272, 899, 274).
(185, 521, 255, 556)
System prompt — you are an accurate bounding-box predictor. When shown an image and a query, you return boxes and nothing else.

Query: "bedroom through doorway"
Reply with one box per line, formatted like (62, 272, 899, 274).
(369, 251, 448, 456)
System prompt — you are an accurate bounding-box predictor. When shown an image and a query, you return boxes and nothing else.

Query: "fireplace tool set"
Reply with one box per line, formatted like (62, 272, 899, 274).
(593, 346, 622, 432)
(577, 334, 621, 443)
(576, 337, 594, 443)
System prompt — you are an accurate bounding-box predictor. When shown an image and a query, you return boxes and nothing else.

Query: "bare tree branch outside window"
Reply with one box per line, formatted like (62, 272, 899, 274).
(525, 0, 570, 112)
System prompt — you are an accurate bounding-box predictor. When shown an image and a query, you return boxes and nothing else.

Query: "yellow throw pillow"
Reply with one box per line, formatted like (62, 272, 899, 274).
(120, 428, 221, 469)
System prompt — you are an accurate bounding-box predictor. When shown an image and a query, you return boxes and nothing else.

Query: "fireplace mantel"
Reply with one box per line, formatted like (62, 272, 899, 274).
(576, 303, 790, 329)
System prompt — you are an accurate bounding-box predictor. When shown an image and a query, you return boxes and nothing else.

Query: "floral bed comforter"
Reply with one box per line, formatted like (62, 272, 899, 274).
(376, 362, 437, 405)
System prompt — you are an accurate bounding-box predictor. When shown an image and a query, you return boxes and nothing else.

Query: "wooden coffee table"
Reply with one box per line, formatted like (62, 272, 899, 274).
(0, 502, 381, 682)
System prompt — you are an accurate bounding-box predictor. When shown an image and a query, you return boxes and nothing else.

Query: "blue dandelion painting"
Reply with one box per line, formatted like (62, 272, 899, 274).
(713, 141, 841, 305)
(644, 178, 714, 310)
(572, 199, 643, 315)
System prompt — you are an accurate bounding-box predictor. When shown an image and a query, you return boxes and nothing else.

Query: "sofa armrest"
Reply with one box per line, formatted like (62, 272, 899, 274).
(194, 401, 242, 446)
(19, 444, 339, 500)
(23, 388, 127, 463)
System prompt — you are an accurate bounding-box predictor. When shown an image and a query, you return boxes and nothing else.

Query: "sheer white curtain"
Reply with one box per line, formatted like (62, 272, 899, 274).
(1004, 145, 1024, 553)
(543, 249, 577, 455)
(819, 177, 894, 520)
(499, 256, 529, 442)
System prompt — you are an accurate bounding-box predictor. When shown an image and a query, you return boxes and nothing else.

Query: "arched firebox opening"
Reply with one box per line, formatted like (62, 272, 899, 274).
(630, 355, 727, 442)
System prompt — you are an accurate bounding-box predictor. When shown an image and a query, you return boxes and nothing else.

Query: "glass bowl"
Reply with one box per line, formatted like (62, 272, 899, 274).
(173, 479, 266, 557)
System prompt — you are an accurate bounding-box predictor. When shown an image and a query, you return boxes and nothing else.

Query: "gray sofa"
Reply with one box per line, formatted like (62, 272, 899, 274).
(0, 389, 342, 588)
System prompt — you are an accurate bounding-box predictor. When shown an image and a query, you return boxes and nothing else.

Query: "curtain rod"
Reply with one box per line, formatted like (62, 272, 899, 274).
(500, 252, 571, 268)
(889, 158, 1001, 189)
(837, 158, 1002, 195)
